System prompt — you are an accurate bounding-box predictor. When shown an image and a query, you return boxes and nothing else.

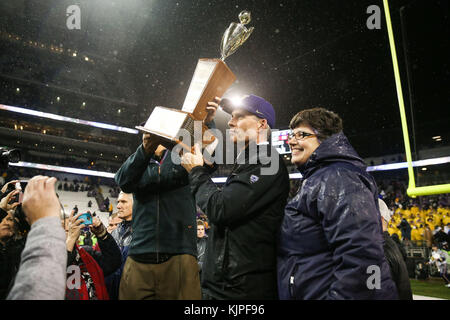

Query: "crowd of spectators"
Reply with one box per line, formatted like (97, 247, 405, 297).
(386, 203, 450, 247)
(375, 180, 450, 287)
(57, 178, 92, 193)
(377, 180, 450, 248)
(1, 170, 449, 300)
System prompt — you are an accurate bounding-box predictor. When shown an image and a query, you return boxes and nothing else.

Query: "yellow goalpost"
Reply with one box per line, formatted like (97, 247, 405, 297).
(382, 0, 450, 197)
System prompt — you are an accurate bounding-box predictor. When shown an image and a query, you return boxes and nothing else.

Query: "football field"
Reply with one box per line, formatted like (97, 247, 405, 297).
(410, 278, 450, 300)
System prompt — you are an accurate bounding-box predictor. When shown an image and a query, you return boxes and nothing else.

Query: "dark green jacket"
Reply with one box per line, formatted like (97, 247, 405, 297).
(114, 145, 197, 257)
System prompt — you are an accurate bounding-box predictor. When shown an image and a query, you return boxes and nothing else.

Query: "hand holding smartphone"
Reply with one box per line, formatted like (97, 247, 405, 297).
(77, 212, 93, 226)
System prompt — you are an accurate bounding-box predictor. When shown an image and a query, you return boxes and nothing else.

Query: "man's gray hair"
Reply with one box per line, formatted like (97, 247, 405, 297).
(119, 191, 133, 203)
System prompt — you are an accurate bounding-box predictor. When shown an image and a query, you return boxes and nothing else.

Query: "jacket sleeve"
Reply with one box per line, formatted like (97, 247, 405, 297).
(114, 145, 153, 193)
(7, 217, 67, 300)
(315, 169, 387, 300)
(115, 145, 189, 194)
(92, 233, 122, 277)
(188, 164, 285, 226)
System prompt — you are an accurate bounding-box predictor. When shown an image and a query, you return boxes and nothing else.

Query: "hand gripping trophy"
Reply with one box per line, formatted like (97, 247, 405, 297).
(137, 11, 254, 151)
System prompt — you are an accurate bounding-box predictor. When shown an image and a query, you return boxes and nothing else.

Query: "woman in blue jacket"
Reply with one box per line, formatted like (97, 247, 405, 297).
(277, 108, 398, 300)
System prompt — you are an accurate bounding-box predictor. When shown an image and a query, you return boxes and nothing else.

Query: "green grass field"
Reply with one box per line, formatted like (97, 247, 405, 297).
(410, 278, 450, 299)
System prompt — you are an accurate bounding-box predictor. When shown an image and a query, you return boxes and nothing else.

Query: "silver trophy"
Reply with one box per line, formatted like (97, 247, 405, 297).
(220, 10, 254, 61)
(136, 11, 254, 152)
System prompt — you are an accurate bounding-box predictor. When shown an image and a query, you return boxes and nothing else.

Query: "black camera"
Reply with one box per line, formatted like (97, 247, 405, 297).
(6, 181, 27, 204)
(14, 204, 30, 235)
(0, 147, 21, 170)
(5, 181, 30, 234)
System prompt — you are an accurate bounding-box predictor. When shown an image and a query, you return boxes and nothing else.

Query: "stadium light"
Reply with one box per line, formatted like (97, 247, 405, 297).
(0, 104, 139, 134)
(9, 161, 115, 179)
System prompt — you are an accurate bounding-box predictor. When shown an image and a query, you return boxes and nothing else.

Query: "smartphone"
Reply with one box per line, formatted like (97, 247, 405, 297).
(78, 212, 93, 226)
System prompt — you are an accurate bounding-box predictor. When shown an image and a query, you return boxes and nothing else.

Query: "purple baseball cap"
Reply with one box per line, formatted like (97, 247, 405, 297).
(220, 94, 276, 128)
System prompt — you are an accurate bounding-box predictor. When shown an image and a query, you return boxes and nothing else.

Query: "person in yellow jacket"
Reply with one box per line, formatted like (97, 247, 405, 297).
(415, 218, 423, 227)
(404, 209, 412, 220)
(411, 226, 424, 245)
(417, 224, 425, 239)
(388, 224, 402, 239)
(411, 206, 419, 216)
(432, 212, 442, 226)
(419, 210, 428, 222)
(92, 234, 98, 248)
(443, 214, 450, 226)
(78, 233, 85, 246)
(426, 217, 435, 231)
(437, 205, 448, 215)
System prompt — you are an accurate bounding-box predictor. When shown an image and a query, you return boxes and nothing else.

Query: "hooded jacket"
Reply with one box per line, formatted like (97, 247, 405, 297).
(277, 132, 398, 300)
(189, 143, 290, 299)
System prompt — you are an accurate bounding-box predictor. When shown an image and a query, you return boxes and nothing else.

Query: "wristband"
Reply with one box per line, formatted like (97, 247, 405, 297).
(97, 229, 108, 240)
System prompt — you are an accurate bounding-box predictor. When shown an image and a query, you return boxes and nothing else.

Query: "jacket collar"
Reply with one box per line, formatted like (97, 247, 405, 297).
(234, 140, 274, 166)
(297, 132, 366, 177)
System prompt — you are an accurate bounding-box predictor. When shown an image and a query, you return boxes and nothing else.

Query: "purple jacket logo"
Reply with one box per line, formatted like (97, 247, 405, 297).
(250, 175, 259, 184)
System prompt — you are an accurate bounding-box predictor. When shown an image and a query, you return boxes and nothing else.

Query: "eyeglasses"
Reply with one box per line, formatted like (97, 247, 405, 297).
(288, 130, 316, 141)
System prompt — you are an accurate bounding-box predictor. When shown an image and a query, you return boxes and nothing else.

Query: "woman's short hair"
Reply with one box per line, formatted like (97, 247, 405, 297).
(197, 220, 205, 227)
(289, 107, 343, 141)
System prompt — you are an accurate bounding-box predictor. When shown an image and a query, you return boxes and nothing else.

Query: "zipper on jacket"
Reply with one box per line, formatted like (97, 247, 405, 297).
(289, 265, 299, 299)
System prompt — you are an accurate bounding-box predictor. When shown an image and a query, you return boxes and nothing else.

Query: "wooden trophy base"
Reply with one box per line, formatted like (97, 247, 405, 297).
(137, 58, 236, 152)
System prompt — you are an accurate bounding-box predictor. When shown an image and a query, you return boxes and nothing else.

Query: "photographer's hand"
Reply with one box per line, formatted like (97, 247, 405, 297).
(0, 189, 20, 213)
(21, 176, 60, 226)
(66, 211, 85, 252)
(1, 180, 19, 194)
(89, 216, 107, 239)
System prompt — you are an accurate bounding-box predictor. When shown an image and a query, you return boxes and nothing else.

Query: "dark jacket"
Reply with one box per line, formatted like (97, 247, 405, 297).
(197, 235, 207, 273)
(66, 233, 121, 300)
(115, 145, 197, 257)
(106, 220, 132, 300)
(391, 233, 408, 262)
(398, 219, 412, 241)
(277, 132, 398, 300)
(434, 230, 449, 244)
(383, 232, 413, 300)
(189, 143, 290, 299)
(0, 238, 25, 299)
(67, 233, 122, 278)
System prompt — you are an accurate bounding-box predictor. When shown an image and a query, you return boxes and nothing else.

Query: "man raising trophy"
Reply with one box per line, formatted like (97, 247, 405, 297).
(116, 11, 257, 300)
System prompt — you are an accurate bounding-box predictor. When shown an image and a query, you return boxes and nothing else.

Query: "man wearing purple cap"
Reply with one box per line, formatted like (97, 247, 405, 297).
(181, 95, 290, 300)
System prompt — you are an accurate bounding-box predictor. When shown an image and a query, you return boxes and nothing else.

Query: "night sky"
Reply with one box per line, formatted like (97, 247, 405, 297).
(0, 0, 448, 162)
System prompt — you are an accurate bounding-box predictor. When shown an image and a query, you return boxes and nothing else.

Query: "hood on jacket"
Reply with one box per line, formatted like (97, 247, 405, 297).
(298, 132, 366, 176)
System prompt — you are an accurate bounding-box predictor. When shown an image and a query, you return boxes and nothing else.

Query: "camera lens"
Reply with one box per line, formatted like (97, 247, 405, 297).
(0, 148, 21, 165)
(7, 149, 21, 163)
